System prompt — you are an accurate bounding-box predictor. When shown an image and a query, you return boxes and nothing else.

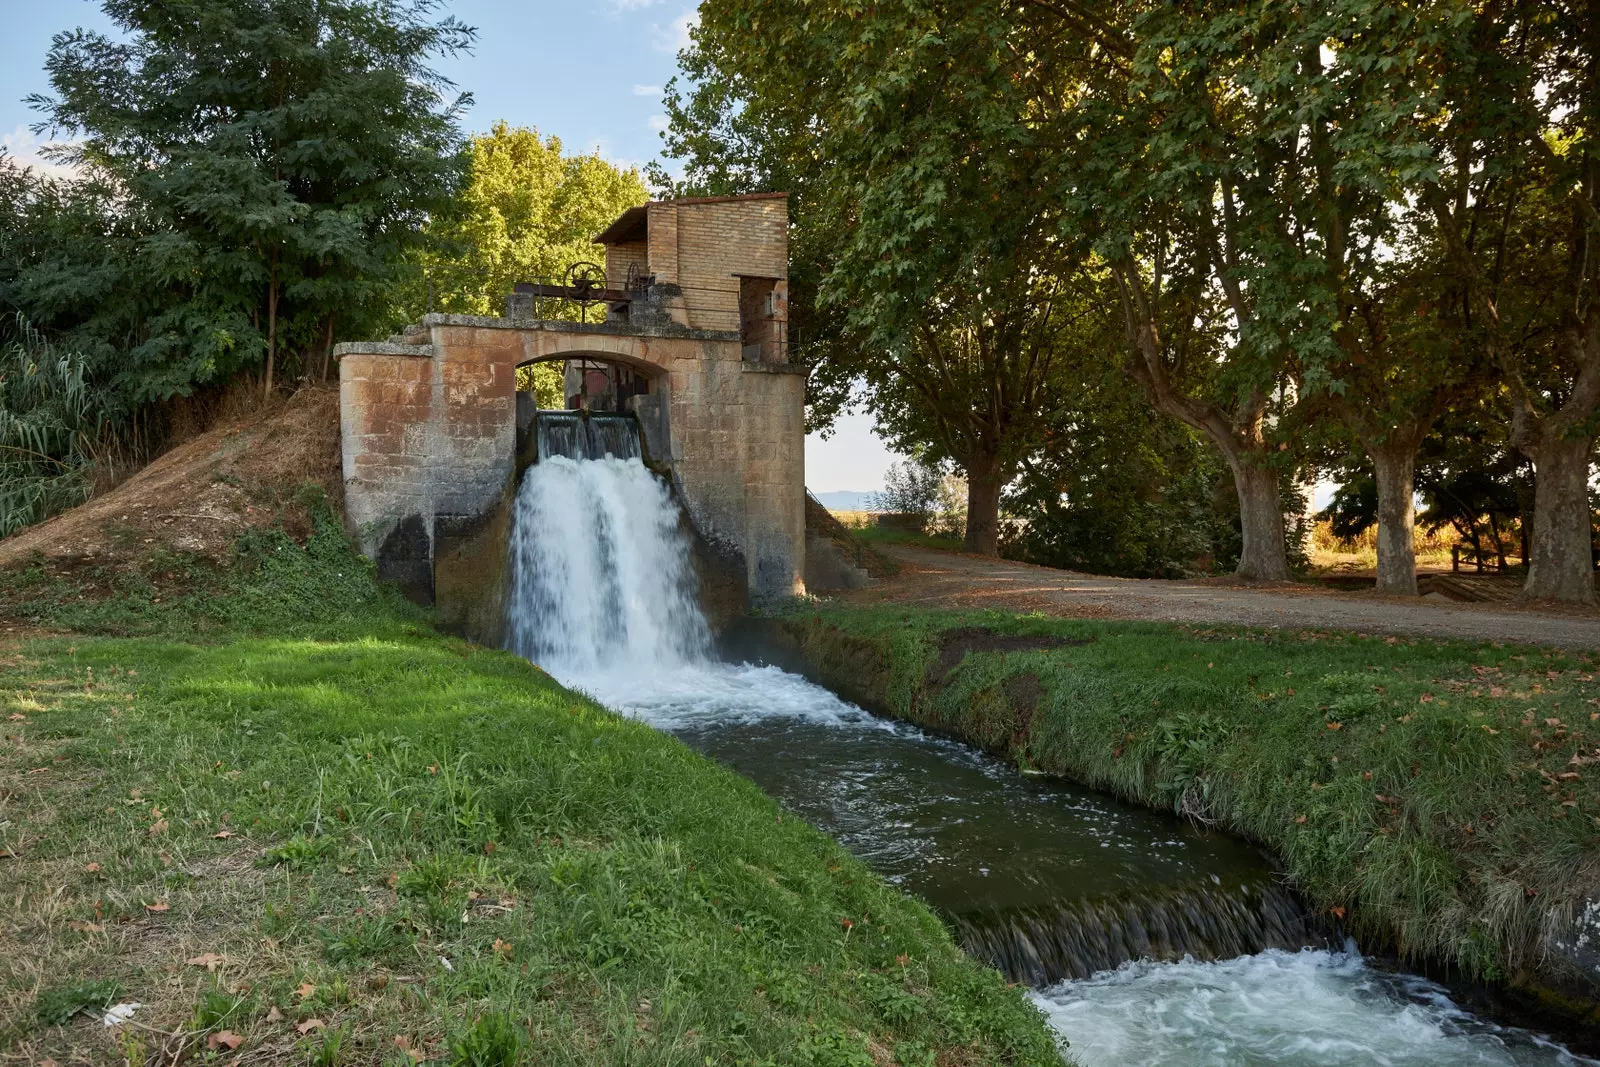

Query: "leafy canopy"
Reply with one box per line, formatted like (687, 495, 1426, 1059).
(27, 0, 474, 400)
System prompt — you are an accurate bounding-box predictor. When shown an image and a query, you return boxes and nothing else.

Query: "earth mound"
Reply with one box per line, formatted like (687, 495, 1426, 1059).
(0, 385, 341, 572)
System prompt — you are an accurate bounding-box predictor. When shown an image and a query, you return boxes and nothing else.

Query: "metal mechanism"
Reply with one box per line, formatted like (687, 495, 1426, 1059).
(512, 262, 654, 306)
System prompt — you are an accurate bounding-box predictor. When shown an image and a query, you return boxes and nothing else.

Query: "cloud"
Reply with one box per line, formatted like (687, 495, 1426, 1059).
(607, 0, 662, 11)
(647, 114, 670, 134)
(632, 84, 662, 97)
(652, 10, 698, 53)
(1, 126, 82, 181)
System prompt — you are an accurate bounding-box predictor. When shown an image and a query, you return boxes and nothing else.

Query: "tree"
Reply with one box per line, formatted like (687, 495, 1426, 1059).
(1419, 0, 1600, 603)
(664, 2, 1104, 556)
(669, 0, 1452, 580)
(395, 123, 648, 408)
(1004, 351, 1241, 578)
(29, 0, 473, 403)
(400, 122, 649, 320)
(1066, 0, 1463, 583)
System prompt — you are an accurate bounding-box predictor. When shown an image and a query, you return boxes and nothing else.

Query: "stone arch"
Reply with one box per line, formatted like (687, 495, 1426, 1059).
(515, 331, 674, 381)
(515, 348, 668, 381)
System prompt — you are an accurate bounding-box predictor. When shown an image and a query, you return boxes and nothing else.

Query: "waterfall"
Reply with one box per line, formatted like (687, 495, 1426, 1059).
(535, 411, 642, 462)
(506, 420, 709, 676)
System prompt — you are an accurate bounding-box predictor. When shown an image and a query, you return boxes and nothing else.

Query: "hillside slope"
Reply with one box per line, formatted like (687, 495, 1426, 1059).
(0, 386, 341, 571)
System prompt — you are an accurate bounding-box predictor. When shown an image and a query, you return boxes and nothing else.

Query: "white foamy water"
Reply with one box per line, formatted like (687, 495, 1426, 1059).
(1033, 949, 1596, 1067)
(506, 452, 709, 674)
(506, 447, 1595, 1067)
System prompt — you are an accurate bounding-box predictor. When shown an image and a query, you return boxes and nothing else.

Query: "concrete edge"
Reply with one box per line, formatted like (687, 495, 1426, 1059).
(741, 361, 806, 376)
(333, 341, 437, 358)
(420, 312, 739, 343)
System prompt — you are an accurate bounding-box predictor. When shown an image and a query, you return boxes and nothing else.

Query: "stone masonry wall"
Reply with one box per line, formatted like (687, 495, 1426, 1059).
(337, 313, 806, 643)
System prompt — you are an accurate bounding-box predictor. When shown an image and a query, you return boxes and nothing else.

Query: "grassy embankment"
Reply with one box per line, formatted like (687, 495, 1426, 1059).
(0, 511, 1062, 1065)
(765, 603, 1600, 1016)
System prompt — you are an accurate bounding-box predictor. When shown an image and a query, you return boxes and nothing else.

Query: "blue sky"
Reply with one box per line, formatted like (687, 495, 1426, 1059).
(0, 0, 898, 492)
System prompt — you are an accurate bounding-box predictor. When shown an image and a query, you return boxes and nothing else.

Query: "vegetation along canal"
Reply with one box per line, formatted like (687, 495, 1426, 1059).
(509, 439, 1595, 1066)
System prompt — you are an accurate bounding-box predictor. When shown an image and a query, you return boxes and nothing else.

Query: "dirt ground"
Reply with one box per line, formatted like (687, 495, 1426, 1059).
(0, 386, 341, 572)
(848, 544, 1600, 649)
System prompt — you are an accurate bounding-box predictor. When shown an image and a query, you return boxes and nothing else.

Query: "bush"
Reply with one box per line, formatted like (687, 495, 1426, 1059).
(0, 314, 112, 536)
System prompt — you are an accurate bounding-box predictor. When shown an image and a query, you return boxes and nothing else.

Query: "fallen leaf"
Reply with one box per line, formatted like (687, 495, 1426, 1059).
(187, 952, 224, 971)
(7, 713, 24, 721)
(145, 899, 170, 913)
(265, 1005, 284, 1023)
(1295, 815, 1307, 824)
(207, 1031, 244, 1051)
(491, 938, 513, 958)
(295, 1018, 324, 1034)
(1329, 906, 1347, 919)
(295, 982, 316, 1001)
(84, 862, 101, 873)
(146, 818, 168, 837)
(1326, 721, 1343, 731)
(211, 829, 235, 839)
(68, 920, 104, 933)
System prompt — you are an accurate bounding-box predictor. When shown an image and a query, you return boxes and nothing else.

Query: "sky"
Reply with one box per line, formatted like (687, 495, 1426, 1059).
(0, 0, 900, 494)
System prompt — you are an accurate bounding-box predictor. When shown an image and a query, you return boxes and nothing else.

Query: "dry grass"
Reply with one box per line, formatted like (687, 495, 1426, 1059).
(1309, 521, 1461, 574)
(0, 385, 341, 573)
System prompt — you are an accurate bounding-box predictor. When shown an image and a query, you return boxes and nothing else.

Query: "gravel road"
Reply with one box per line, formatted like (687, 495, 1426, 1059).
(848, 545, 1600, 650)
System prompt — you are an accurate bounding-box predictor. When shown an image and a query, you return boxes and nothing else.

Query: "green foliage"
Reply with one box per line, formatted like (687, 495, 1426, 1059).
(19, 0, 473, 402)
(0, 314, 112, 535)
(448, 1013, 527, 1067)
(1002, 367, 1240, 577)
(779, 603, 1600, 986)
(33, 978, 121, 1026)
(400, 122, 648, 323)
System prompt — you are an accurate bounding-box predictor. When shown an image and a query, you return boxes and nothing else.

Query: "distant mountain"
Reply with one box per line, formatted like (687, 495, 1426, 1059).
(811, 490, 882, 512)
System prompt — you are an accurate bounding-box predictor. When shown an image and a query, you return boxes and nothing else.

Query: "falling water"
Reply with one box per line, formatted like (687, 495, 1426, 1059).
(504, 444, 1595, 1067)
(535, 411, 643, 462)
(506, 416, 707, 675)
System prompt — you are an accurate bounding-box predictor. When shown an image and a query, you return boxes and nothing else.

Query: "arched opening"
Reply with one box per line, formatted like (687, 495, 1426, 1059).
(512, 352, 672, 471)
(514, 352, 665, 412)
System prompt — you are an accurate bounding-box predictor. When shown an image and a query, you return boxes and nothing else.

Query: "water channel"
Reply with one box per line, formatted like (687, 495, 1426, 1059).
(507, 434, 1597, 1067)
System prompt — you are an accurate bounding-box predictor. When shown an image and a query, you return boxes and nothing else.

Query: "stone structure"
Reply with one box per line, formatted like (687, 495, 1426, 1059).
(336, 193, 806, 641)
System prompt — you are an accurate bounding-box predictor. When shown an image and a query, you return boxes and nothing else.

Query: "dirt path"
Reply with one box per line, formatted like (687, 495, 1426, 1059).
(848, 545, 1600, 649)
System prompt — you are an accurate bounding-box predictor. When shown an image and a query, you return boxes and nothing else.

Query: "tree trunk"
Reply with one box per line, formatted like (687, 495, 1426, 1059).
(1369, 441, 1420, 596)
(1229, 458, 1290, 581)
(319, 314, 335, 383)
(1523, 433, 1597, 604)
(264, 276, 278, 402)
(964, 455, 1003, 557)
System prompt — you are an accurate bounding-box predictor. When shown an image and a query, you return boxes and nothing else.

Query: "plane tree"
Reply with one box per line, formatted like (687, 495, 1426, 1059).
(1418, 0, 1600, 603)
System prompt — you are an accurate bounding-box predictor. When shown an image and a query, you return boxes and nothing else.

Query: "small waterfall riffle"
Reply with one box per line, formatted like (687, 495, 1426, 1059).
(948, 875, 1314, 986)
(506, 417, 708, 677)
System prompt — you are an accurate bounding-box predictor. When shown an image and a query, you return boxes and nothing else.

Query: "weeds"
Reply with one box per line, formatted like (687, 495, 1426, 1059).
(33, 979, 121, 1026)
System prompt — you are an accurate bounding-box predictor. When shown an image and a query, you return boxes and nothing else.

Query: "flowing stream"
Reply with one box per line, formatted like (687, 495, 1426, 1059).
(506, 427, 1595, 1067)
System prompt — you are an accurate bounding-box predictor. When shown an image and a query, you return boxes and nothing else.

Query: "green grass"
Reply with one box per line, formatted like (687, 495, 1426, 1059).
(847, 525, 965, 554)
(0, 520, 1063, 1065)
(767, 603, 1600, 1011)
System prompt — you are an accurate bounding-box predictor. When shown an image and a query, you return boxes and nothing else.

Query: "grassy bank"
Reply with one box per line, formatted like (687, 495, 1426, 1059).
(763, 604, 1600, 1016)
(0, 520, 1061, 1065)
